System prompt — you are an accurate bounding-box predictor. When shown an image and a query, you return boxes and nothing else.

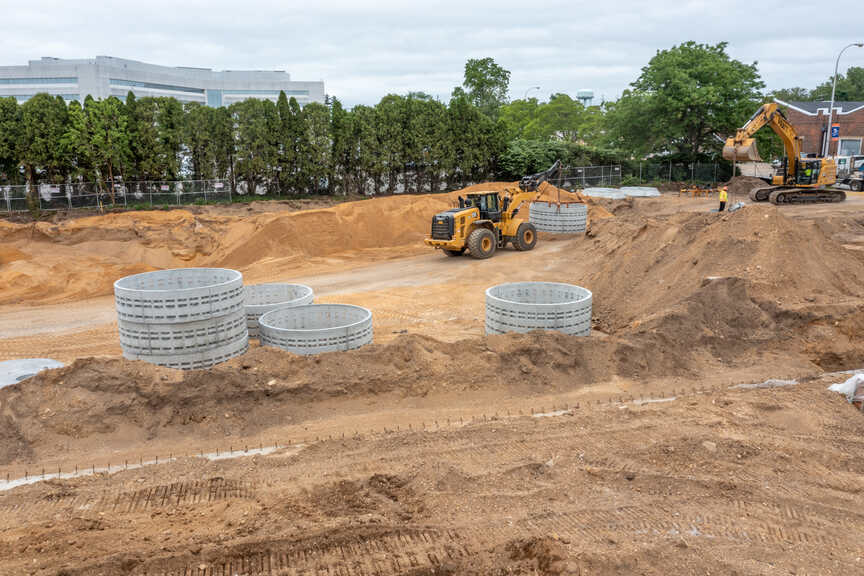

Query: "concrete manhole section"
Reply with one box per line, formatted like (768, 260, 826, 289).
(244, 283, 314, 338)
(259, 304, 373, 355)
(529, 202, 587, 234)
(486, 281, 592, 336)
(114, 268, 248, 369)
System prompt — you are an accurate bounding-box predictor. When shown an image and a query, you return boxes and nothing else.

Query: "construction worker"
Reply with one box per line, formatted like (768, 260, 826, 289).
(718, 186, 728, 212)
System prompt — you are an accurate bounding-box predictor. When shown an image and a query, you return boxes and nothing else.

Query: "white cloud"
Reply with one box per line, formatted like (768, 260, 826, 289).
(0, 0, 861, 106)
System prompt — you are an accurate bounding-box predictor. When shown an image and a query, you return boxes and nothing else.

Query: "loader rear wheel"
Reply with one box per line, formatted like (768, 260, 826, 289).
(467, 228, 496, 259)
(443, 248, 465, 257)
(856, 180, 864, 192)
(514, 223, 537, 251)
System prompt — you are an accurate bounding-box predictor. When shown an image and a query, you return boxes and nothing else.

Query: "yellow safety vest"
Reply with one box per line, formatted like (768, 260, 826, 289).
(719, 188, 727, 201)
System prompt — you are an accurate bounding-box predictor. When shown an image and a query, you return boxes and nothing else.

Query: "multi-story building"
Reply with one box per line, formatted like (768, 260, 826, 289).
(0, 56, 325, 107)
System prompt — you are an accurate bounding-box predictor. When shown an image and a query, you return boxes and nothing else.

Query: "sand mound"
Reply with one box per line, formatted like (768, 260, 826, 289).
(582, 205, 864, 331)
(0, 330, 694, 465)
(725, 175, 769, 197)
(0, 183, 609, 305)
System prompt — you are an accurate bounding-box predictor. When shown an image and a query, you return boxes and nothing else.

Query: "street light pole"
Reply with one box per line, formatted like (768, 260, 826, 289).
(823, 42, 864, 157)
(523, 86, 540, 100)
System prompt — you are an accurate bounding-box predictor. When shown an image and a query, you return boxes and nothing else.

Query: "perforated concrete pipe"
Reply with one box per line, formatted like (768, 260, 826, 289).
(485, 282, 592, 336)
(529, 202, 587, 234)
(259, 304, 373, 355)
(114, 268, 248, 369)
(244, 283, 314, 338)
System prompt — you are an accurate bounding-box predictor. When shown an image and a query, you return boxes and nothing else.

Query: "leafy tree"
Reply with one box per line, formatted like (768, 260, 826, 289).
(231, 99, 276, 194)
(608, 41, 764, 160)
(462, 57, 511, 119)
(300, 102, 332, 194)
(0, 97, 21, 183)
(812, 66, 864, 101)
(184, 102, 216, 180)
(771, 87, 813, 102)
(19, 94, 69, 208)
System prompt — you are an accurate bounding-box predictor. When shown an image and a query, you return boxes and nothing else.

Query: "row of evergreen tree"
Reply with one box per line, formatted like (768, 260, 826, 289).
(0, 90, 530, 196)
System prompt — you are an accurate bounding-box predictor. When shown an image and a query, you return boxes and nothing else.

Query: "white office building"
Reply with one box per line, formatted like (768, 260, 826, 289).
(0, 56, 325, 107)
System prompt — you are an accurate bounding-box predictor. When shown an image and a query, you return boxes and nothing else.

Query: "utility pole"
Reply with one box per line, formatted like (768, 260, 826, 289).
(822, 42, 863, 157)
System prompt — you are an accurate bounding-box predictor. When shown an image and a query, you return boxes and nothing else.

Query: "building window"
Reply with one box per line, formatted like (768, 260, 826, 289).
(839, 138, 862, 157)
(222, 89, 309, 96)
(0, 77, 77, 85)
(12, 94, 80, 102)
(109, 78, 204, 94)
(206, 89, 223, 107)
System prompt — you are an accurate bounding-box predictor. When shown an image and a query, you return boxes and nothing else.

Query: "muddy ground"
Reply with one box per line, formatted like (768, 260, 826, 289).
(1, 181, 864, 574)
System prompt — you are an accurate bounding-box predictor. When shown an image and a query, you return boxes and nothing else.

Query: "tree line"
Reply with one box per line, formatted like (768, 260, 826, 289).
(1, 43, 846, 205)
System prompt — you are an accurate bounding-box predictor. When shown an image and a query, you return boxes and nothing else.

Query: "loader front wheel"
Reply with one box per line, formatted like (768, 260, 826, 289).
(514, 222, 537, 251)
(467, 228, 496, 259)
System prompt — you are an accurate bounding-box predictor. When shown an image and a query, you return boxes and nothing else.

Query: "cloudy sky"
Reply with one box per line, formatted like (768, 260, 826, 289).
(2, 0, 862, 107)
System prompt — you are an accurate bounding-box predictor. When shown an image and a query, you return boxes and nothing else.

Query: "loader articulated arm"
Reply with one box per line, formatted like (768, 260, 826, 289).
(519, 160, 562, 192)
(503, 160, 563, 219)
(722, 103, 802, 181)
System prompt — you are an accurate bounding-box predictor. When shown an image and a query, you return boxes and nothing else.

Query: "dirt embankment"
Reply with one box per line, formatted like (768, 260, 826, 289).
(0, 182, 602, 305)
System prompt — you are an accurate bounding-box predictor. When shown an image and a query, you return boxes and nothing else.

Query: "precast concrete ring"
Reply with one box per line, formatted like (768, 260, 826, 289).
(244, 283, 314, 338)
(114, 268, 248, 369)
(114, 268, 245, 323)
(259, 304, 373, 355)
(486, 281, 592, 336)
(529, 202, 587, 234)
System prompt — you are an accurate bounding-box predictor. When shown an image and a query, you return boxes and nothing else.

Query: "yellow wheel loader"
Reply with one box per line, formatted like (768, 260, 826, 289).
(722, 103, 844, 204)
(424, 161, 564, 259)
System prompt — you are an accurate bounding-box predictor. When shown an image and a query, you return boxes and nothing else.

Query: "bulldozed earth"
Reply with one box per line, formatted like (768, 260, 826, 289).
(2, 180, 864, 574)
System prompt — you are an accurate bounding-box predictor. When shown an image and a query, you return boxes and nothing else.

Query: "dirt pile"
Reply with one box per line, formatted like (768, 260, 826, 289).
(725, 175, 768, 197)
(581, 204, 864, 331)
(0, 183, 610, 305)
(0, 331, 689, 465)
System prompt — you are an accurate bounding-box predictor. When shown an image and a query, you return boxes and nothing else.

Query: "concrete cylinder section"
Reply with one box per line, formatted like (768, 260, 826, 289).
(244, 283, 314, 338)
(114, 268, 248, 369)
(259, 304, 373, 355)
(529, 202, 588, 234)
(485, 282, 592, 336)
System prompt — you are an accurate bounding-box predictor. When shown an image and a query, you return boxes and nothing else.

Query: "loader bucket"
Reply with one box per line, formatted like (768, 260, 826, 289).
(722, 137, 761, 162)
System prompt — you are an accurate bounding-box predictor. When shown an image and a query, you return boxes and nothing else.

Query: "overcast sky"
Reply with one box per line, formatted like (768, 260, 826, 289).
(2, 0, 862, 107)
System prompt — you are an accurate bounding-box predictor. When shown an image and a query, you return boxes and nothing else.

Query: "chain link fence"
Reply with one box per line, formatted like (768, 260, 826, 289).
(2, 180, 234, 213)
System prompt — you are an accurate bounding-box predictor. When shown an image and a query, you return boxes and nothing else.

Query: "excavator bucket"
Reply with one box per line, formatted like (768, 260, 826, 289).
(722, 137, 761, 162)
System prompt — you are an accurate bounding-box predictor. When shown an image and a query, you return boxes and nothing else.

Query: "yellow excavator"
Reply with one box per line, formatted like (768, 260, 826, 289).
(722, 103, 845, 204)
(424, 161, 566, 259)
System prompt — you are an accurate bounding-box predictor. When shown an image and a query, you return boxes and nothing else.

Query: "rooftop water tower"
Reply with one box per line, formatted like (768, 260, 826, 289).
(576, 89, 594, 106)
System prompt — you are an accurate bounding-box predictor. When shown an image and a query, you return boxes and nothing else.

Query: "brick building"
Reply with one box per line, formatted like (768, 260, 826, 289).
(774, 99, 864, 157)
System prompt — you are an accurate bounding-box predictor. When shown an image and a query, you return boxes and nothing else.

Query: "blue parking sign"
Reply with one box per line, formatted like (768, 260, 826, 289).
(831, 124, 840, 140)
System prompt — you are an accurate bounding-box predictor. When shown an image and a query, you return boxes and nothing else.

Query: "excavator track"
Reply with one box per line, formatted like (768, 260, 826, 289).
(767, 188, 846, 205)
(749, 186, 777, 202)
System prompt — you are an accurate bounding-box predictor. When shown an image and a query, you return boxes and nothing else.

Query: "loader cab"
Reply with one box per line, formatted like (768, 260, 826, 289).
(465, 192, 502, 222)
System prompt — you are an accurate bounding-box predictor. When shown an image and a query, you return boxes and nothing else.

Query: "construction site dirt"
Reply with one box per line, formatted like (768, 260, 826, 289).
(2, 180, 864, 574)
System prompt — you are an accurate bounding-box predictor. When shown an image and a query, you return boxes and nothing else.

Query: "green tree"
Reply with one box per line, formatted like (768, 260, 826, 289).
(231, 99, 275, 195)
(771, 87, 813, 102)
(19, 94, 70, 209)
(0, 97, 21, 183)
(609, 41, 764, 160)
(184, 102, 216, 180)
(301, 102, 332, 194)
(462, 57, 511, 119)
(812, 66, 864, 101)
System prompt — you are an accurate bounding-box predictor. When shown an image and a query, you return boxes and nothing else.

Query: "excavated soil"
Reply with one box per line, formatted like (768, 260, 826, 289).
(725, 175, 770, 197)
(2, 185, 864, 574)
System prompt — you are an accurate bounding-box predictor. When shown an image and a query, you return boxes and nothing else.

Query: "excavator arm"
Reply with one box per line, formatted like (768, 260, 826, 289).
(722, 103, 801, 181)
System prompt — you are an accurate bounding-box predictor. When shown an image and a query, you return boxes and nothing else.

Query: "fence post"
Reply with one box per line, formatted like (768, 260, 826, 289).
(639, 162, 642, 184)
(203, 182, 208, 204)
(227, 180, 232, 204)
(148, 182, 152, 208)
(691, 162, 695, 182)
(713, 162, 718, 184)
(67, 185, 72, 210)
(668, 161, 672, 182)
